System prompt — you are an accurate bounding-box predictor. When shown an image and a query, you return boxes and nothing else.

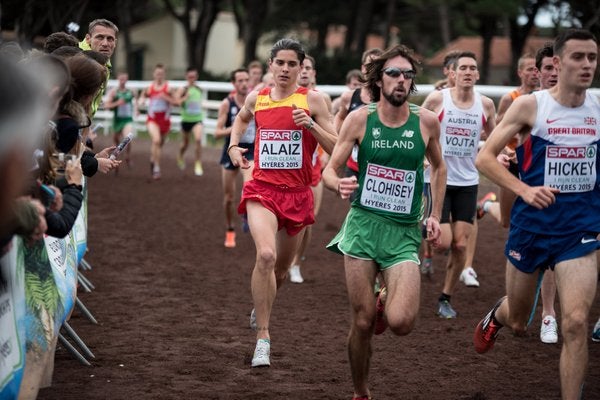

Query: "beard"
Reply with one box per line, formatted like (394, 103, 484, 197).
(382, 87, 407, 107)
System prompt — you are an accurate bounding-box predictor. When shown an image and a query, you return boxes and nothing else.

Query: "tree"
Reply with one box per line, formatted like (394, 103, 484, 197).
(507, 0, 549, 84)
(231, 0, 270, 66)
(163, 0, 221, 72)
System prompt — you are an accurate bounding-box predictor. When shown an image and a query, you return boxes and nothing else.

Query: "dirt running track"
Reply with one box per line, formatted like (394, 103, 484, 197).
(38, 135, 600, 400)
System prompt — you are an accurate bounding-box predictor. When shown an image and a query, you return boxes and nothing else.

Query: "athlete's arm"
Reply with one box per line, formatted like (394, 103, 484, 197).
(333, 90, 352, 132)
(322, 107, 366, 199)
(320, 91, 333, 115)
(480, 96, 497, 140)
(229, 90, 257, 169)
(297, 90, 337, 154)
(495, 93, 513, 124)
(420, 90, 443, 114)
(174, 86, 187, 106)
(103, 89, 119, 109)
(213, 98, 232, 139)
(476, 95, 558, 209)
(421, 108, 446, 246)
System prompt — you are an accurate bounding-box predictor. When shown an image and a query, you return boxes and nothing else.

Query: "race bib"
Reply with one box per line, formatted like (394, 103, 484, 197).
(186, 101, 202, 114)
(443, 126, 478, 158)
(149, 98, 168, 113)
(116, 103, 132, 118)
(360, 163, 416, 214)
(258, 129, 302, 169)
(544, 145, 596, 193)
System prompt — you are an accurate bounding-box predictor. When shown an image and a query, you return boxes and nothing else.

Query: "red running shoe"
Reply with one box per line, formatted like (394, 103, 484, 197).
(474, 296, 506, 353)
(476, 192, 497, 219)
(374, 287, 387, 335)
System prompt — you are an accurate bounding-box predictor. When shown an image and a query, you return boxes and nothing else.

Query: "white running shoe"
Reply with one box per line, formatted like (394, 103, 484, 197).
(249, 308, 257, 330)
(460, 267, 480, 287)
(251, 339, 270, 367)
(540, 315, 559, 344)
(289, 265, 304, 283)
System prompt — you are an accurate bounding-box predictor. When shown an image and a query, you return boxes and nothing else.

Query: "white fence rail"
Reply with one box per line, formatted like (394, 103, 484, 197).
(95, 79, 600, 144)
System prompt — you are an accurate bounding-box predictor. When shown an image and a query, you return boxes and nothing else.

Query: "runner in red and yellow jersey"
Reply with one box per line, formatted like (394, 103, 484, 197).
(228, 38, 337, 368)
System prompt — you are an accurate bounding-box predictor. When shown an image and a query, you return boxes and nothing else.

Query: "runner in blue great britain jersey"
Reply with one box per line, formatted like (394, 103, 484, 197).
(323, 45, 446, 400)
(473, 29, 600, 400)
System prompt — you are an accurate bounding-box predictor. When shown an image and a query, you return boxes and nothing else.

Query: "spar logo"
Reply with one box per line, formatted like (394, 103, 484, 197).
(260, 130, 302, 141)
(367, 164, 414, 182)
(546, 146, 591, 159)
(446, 126, 472, 137)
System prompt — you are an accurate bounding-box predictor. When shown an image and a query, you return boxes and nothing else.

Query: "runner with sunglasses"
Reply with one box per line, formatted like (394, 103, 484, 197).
(421, 51, 496, 319)
(323, 45, 446, 400)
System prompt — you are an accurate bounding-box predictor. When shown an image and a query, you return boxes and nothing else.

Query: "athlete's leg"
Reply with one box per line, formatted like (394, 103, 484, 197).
(221, 168, 238, 230)
(192, 122, 203, 164)
(554, 252, 597, 399)
(382, 260, 420, 336)
(179, 130, 190, 160)
(541, 269, 557, 318)
(344, 256, 378, 399)
(462, 219, 480, 286)
(147, 121, 161, 167)
(494, 260, 540, 334)
(441, 221, 473, 296)
(247, 201, 303, 341)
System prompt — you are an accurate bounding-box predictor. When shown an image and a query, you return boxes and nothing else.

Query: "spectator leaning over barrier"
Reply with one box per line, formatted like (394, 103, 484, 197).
(78, 18, 119, 116)
(0, 56, 51, 254)
(55, 53, 120, 177)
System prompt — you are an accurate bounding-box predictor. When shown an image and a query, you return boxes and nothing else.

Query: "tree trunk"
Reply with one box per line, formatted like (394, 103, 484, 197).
(241, 0, 269, 65)
(508, 0, 545, 85)
(193, 0, 219, 72)
(383, 0, 396, 49)
(351, 0, 375, 54)
(479, 15, 497, 84)
(117, 0, 134, 77)
(439, 2, 451, 46)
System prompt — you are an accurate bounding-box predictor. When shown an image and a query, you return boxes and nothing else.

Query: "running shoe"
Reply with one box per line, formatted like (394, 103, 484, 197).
(374, 287, 388, 335)
(176, 154, 185, 170)
(592, 318, 600, 342)
(420, 257, 433, 276)
(540, 315, 558, 344)
(194, 160, 204, 176)
(249, 308, 257, 330)
(460, 267, 480, 287)
(152, 164, 161, 180)
(476, 192, 497, 219)
(224, 230, 236, 248)
(251, 338, 270, 367)
(289, 265, 304, 283)
(473, 296, 506, 353)
(437, 300, 457, 319)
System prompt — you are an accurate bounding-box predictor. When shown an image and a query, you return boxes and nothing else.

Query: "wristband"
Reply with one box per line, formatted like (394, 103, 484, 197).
(428, 215, 440, 222)
(306, 119, 314, 130)
(227, 144, 239, 155)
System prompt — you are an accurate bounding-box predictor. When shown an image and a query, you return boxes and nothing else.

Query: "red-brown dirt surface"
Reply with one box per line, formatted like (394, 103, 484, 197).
(39, 135, 600, 400)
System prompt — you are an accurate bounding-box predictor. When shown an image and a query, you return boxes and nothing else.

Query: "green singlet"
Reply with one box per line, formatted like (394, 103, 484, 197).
(112, 89, 135, 132)
(181, 85, 203, 123)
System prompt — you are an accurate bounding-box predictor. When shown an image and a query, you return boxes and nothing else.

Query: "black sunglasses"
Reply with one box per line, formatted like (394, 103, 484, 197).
(382, 67, 416, 80)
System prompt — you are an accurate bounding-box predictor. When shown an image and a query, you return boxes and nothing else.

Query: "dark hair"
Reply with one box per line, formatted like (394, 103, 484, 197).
(269, 38, 305, 64)
(345, 69, 362, 83)
(304, 55, 316, 69)
(44, 32, 79, 53)
(454, 51, 477, 66)
(247, 60, 263, 71)
(88, 19, 119, 35)
(361, 48, 383, 65)
(230, 68, 248, 82)
(186, 66, 198, 73)
(363, 44, 420, 101)
(443, 50, 462, 69)
(554, 29, 597, 56)
(83, 50, 109, 66)
(59, 54, 107, 119)
(52, 45, 83, 59)
(155, 63, 165, 69)
(535, 42, 554, 70)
